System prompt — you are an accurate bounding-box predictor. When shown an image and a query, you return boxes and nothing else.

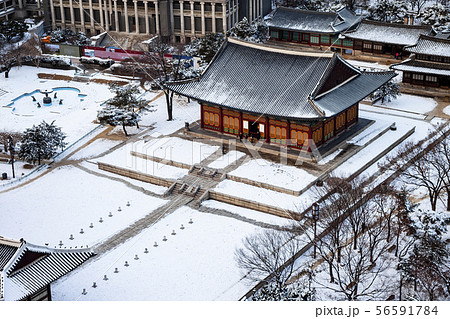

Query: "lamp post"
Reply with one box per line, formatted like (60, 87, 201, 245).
(312, 203, 320, 259)
(8, 136, 15, 179)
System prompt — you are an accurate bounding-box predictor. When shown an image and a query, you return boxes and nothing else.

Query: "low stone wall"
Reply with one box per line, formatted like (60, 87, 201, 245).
(208, 190, 303, 221)
(226, 174, 301, 196)
(98, 162, 173, 187)
(130, 151, 191, 169)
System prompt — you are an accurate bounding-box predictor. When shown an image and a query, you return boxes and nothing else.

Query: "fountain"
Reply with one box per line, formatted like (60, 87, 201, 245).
(40, 88, 53, 105)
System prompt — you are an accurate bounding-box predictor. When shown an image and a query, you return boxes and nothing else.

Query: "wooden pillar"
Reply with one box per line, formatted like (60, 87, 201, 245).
(266, 116, 270, 144)
(249, 0, 252, 22)
(287, 120, 291, 149)
(170, 0, 175, 39)
(219, 107, 223, 133)
(200, 104, 204, 128)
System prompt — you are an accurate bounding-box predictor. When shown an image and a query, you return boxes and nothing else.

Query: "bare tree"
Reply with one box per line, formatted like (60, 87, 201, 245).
(235, 229, 302, 290)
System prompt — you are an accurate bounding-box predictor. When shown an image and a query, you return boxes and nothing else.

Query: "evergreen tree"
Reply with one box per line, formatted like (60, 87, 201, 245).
(399, 209, 450, 300)
(0, 20, 28, 43)
(184, 33, 225, 66)
(368, 0, 408, 23)
(18, 121, 67, 165)
(251, 281, 315, 301)
(418, 4, 450, 32)
(370, 80, 401, 104)
(228, 18, 269, 44)
(97, 85, 151, 136)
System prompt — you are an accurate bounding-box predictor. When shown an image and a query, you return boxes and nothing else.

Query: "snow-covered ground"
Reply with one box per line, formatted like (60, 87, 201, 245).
(0, 160, 34, 183)
(139, 93, 200, 135)
(0, 66, 117, 145)
(444, 105, 450, 116)
(0, 166, 167, 248)
(132, 136, 219, 166)
(227, 159, 317, 191)
(52, 206, 261, 301)
(97, 142, 189, 180)
(208, 150, 246, 169)
(213, 179, 311, 212)
(374, 94, 437, 114)
(68, 138, 122, 160)
(202, 200, 296, 227)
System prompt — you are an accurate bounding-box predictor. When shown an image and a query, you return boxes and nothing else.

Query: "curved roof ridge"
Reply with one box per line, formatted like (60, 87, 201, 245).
(227, 38, 335, 57)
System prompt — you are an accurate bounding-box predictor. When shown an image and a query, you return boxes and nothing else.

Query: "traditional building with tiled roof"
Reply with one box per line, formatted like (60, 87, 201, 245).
(265, 7, 361, 52)
(0, 236, 94, 301)
(390, 35, 450, 88)
(344, 20, 434, 58)
(166, 38, 395, 152)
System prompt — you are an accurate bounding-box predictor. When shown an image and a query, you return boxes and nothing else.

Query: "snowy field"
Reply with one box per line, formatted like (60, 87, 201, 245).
(374, 94, 437, 114)
(52, 206, 261, 301)
(0, 66, 116, 145)
(68, 138, 122, 161)
(132, 136, 219, 166)
(227, 159, 317, 191)
(97, 142, 189, 180)
(444, 105, 450, 116)
(208, 150, 246, 169)
(202, 200, 296, 227)
(213, 179, 311, 212)
(139, 93, 200, 135)
(0, 166, 167, 248)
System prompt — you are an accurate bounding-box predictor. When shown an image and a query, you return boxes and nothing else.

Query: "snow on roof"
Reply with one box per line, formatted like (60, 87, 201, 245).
(266, 6, 361, 34)
(1, 238, 94, 300)
(345, 20, 433, 46)
(405, 35, 450, 58)
(166, 38, 395, 120)
(391, 59, 450, 76)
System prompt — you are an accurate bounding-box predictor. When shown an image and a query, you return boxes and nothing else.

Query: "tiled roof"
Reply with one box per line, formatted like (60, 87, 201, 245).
(405, 35, 450, 58)
(265, 7, 361, 34)
(0, 238, 94, 301)
(345, 20, 432, 46)
(391, 59, 450, 76)
(0, 237, 20, 271)
(166, 38, 395, 120)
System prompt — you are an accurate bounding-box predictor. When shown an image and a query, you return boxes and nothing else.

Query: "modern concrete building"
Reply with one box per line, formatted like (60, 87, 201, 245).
(42, 0, 271, 42)
(0, 0, 42, 20)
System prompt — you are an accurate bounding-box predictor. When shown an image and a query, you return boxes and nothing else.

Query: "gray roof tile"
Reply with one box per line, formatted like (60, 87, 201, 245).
(405, 35, 450, 57)
(167, 39, 395, 120)
(345, 20, 432, 46)
(265, 7, 361, 34)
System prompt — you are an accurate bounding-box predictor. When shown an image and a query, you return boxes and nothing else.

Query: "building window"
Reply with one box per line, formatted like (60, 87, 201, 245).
(312, 127, 323, 145)
(224, 115, 239, 134)
(425, 75, 437, 82)
(303, 33, 309, 42)
(204, 111, 220, 129)
(363, 42, 372, 50)
(373, 44, 383, 51)
(412, 73, 424, 81)
(292, 32, 299, 42)
(342, 39, 353, 47)
(324, 120, 334, 141)
(270, 30, 279, 39)
(310, 35, 319, 44)
(291, 129, 308, 147)
(282, 30, 289, 41)
(320, 35, 330, 45)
